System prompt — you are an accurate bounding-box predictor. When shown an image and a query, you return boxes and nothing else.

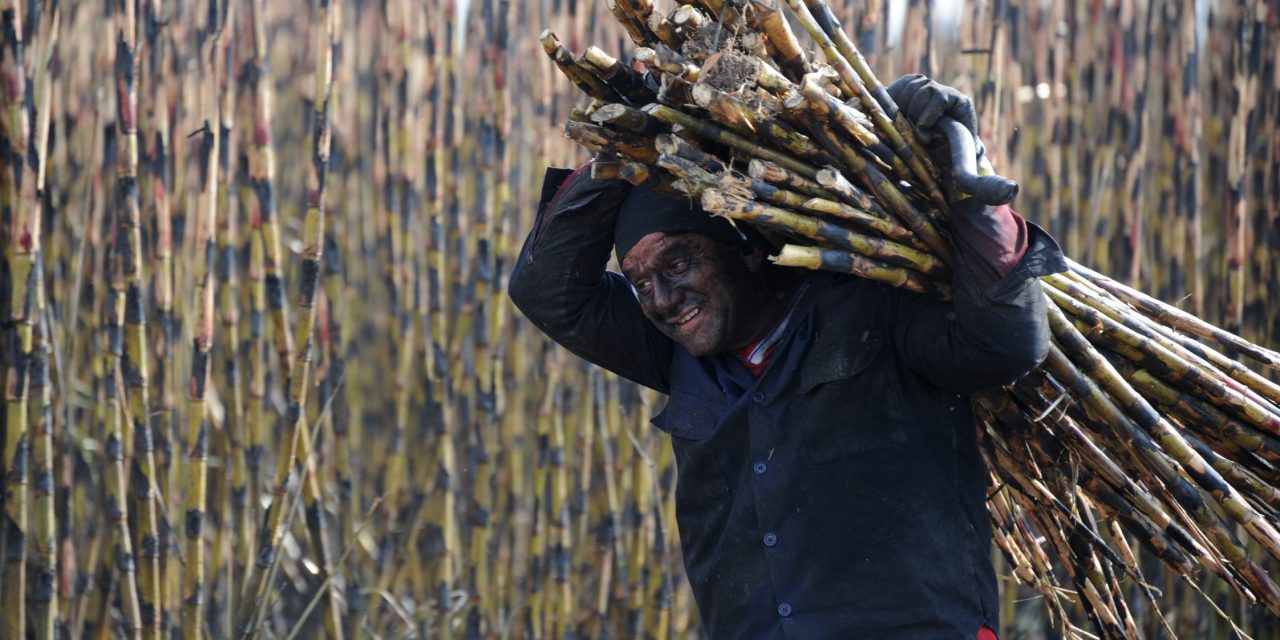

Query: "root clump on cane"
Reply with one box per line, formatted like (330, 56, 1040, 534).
(701, 50, 760, 93)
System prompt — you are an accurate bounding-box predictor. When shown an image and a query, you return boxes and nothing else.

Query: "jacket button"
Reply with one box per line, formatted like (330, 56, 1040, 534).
(763, 532, 778, 547)
(752, 391, 765, 403)
(777, 602, 792, 617)
(752, 461, 768, 476)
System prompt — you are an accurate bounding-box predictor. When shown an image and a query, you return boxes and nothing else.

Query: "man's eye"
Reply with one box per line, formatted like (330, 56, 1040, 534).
(668, 259, 690, 275)
(635, 280, 652, 295)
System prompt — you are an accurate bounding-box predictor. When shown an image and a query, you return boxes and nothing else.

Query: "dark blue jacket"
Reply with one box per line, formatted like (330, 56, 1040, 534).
(509, 166, 1067, 639)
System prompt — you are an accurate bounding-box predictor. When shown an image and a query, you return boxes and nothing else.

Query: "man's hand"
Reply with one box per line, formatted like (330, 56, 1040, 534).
(887, 75, 1017, 205)
(886, 74, 977, 139)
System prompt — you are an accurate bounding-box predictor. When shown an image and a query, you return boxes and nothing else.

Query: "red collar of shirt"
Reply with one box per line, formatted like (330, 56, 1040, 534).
(728, 282, 809, 377)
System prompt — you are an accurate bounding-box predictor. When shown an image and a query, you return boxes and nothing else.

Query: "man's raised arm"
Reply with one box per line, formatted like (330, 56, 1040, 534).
(508, 160, 674, 392)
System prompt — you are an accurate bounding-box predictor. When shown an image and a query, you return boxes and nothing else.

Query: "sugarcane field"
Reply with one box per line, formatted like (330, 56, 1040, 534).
(4, 0, 1280, 638)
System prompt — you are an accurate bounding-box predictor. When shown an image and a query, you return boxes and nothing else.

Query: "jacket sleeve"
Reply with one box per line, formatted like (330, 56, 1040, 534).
(507, 161, 675, 393)
(887, 200, 1068, 394)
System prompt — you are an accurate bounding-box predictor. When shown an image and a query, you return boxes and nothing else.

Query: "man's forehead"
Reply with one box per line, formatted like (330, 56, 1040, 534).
(622, 232, 708, 270)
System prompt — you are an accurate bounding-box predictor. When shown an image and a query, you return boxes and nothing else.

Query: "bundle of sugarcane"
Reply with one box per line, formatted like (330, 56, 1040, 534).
(543, 1, 1280, 636)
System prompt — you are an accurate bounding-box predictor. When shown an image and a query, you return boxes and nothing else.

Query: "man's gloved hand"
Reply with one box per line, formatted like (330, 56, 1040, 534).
(887, 75, 1030, 294)
(886, 74, 977, 140)
(887, 74, 1014, 206)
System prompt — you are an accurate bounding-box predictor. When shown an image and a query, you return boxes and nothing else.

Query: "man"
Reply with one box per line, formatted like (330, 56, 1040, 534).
(508, 76, 1066, 639)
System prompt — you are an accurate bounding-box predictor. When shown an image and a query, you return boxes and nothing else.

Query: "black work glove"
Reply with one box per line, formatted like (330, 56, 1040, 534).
(886, 73, 977, 138)
(887, 74, 1015, 206)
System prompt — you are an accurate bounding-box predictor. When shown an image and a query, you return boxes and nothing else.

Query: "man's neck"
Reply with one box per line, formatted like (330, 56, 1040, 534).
(730, 278, 808, 376)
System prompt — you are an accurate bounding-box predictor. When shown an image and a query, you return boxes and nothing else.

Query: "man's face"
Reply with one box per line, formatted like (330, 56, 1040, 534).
(621, 232, 766, 357)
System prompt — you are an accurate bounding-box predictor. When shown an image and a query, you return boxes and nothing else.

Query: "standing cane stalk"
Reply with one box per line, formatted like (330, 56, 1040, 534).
(110, 0, 165, 634)
(234, 0, 340, 635)
(0, 0, 33, 634)
(27, 2, 59, 637)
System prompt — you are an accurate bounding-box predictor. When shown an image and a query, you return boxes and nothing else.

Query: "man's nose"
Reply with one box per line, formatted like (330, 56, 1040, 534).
(651, 277, 682, 316)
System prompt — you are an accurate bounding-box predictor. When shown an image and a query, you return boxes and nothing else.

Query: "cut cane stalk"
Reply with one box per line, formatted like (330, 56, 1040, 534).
(782, 0, 942, 206)
(729, 175, 923, 249)
(770, 245, 949, 298)
(564, 121, 660, 165)
(691, 83, 836, 166)
(1038, 341, 1274, 608)
(1062, 271, 1280, 410)
(646, 11, 682, 50)
(1044, 278, 1280, 439)
(540, 30, 623, 103)
(1068, 259, 1280, 371)
(645, 104, 818, 178)
(1044, 307, 1280, 612)
(654, 134, 726, 173)
(581, 47, 657, 106)
(591, 103, 666, 137)
(746, 1, 807, 81)
(635, 45, 700, 83)
(701, 189, 947, 278)
(799, 110, 953, 263)
(749, 159, 837, 201)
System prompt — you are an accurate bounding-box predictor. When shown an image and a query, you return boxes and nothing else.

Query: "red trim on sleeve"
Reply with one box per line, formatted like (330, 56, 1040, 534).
(531, 160, 595, 252)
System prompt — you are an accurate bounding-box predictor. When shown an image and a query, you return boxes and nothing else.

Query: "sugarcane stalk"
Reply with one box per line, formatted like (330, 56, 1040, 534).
(983, 435, 1141, 623)
(691, 83, 837, 167)
(979, 385, 1204, 567)
(1114, 360, 1280, 471)
(182, 116, 216, 639)
(1063, 271, 1280, 409)
(29, 269, 56, 640)
(27, 4, 59, 637)
(580, 46, 655, 106)
(644, 103, 817, 178)
(745, 0, 807, 81)
(797, 75, 938, 210)
(746, 158, 836, 201)
(235, 1, 341, 635)
(634, 46, 699, 83)
(671, 4, 707, 31)
(769, 244, 949, 298)
(217, 41, 252, 634)
(539, 30, 622, 103)
(783, 0, 941, 206)
(645, 11, 681, 50)
(1068, 259, 1280, 371)
(590, 159, 623, 180)
(106, 1, 165, 633)
(1042, 307, 1280, 612)
(796, 108, 954, 263)
(812, 166, 876, 211)
(0, 0, 33, 633)
(590, 103, 664, 137)
(563, 121, 659, 165)
(607, 0, 656, 48)
(702, 187, 947, 277)
(1181, 431, 1280, 513)
(1042, 277, 1280, 439)
(1011, 368, 1244, 595)
(743, 178, 925, 250)
(798, 0, 939, 174)
(103, 349, 145, 640)
(654, 133, 725, 173)
(138, 2, 180, 629)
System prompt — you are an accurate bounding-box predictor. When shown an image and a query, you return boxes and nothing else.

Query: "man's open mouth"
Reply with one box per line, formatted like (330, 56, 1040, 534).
(673, 306, 701, 327)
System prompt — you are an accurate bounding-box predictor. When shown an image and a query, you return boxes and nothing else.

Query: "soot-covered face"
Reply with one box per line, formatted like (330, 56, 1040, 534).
(621, 232, 771, 357)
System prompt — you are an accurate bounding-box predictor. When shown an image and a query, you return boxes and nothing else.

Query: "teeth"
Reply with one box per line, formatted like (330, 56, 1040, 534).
(675, 308, 700, 325)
